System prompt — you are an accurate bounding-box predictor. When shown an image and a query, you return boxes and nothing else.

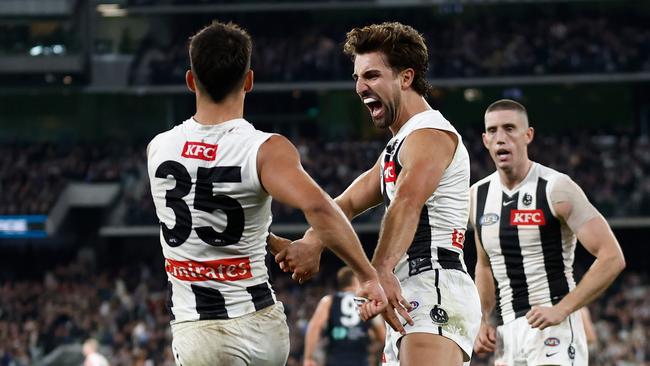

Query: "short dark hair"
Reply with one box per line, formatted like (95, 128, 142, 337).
(336, 267, 357, 290)
(343, 22, 431, 96)
(188, 21, 252, 103)
(485, 99, 528, 115)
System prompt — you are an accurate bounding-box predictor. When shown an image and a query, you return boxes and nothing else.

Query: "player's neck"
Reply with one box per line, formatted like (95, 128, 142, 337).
(499, 159, 533, 190)
(389, 94, 432, 136)
(193, 94, 244, 125)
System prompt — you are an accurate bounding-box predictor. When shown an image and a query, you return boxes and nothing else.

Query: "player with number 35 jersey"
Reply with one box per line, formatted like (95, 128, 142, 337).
(147, 21, 387, 366)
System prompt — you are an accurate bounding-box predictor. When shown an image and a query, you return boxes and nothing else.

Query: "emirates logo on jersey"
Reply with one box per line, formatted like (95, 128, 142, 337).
(182, 142, 218, 161)
(383, 161, 397, 183)
(165, 257, 252, 282)
(510, 209, 546, 226)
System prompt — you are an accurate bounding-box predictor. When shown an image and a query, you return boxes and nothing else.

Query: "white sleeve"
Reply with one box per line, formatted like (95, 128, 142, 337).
(549, 175, 601, 232)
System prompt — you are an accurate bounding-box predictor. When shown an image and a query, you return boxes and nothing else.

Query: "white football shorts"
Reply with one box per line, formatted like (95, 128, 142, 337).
(171, 302, 289, 366)
(383, 269, 482, 364)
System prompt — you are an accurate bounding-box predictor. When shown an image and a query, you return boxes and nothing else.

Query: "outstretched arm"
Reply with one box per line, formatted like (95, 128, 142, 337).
(275, 156, 383, 282)
(258, 135, 387, 313)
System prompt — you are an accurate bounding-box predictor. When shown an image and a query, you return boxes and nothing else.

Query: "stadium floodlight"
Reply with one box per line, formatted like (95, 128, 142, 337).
(97, 3, 127, 17)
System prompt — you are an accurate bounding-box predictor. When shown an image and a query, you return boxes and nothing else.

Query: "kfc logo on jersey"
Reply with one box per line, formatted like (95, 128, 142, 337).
(510, 209, 546, 226)
(182, 142, 218, 161)
(165, 257, 252, 282)
(383, 161, 397, 183)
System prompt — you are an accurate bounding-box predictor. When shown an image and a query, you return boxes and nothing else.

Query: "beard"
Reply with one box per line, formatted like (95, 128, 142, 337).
(371, 89, 400, 129)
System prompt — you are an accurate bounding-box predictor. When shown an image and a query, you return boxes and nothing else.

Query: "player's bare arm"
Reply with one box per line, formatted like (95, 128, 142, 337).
(472, 230, 497, 354)
(371, 128, 456, 333)
(275, 156, 383, 282)
(526, 176, 625, 330)
(303, 295, 332, 366)
(258, 135, 387, 314)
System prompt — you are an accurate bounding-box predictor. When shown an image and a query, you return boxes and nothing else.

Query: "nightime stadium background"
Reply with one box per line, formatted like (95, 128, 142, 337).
(0, 0, 648, 365)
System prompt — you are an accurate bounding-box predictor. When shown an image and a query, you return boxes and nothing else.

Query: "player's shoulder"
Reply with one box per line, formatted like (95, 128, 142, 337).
(535, 163, 574, 188)
(470, 171, 498, 192)
(147, 123, 185, 157)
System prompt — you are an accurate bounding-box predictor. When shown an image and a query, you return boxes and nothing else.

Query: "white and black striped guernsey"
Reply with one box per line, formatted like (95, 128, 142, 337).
(380, 110, 471, 282)
(148, 118, 276, 324)
(470, 163, 577, 325)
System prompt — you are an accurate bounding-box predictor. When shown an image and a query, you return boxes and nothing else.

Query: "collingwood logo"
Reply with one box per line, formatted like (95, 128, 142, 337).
(430, 305, 449, 325)
(523, 193, 533, 206)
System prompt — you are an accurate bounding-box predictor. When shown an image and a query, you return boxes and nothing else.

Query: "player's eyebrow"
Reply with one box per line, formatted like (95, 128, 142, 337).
(352, 69, 380, 81)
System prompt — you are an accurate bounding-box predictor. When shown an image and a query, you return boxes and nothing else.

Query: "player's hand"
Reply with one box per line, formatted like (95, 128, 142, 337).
(473, 319, 497, 354)
(356, 278, 388, 322)
(525, 305, 569, 330)
(274, 238, 323, 284)
(302, 359, 317, 366)
(266, 232, 291, 256)
(376, 269, 413, 335)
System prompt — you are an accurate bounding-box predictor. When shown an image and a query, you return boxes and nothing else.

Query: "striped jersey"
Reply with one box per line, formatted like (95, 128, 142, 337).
(325, 292, 371, 366)
(147, 117, 276, 324)
(380, 110, 470, 282)
(470, 163, 577, 325)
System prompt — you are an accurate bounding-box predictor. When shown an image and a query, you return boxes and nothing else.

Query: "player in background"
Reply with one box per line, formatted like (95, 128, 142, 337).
(147, 21, 386, 366)
(470, 99, 625, 365)
(303, 267, 385, 366)
(276, 22, 481, 366)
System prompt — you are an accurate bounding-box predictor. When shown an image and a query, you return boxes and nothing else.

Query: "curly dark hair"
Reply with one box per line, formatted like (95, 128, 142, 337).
(344, 22, 431, 96)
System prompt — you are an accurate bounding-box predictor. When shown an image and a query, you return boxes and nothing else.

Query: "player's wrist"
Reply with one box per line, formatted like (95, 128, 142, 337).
(554, 302, 572, 319)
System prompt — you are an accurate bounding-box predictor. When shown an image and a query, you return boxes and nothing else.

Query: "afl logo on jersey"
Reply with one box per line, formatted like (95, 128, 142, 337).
(544, 337, 560, 347)
(383, 161, 397, 183)
(182, 141, 218, 161)
(479, 213, 499, 226)
(409, 301, 419, 312)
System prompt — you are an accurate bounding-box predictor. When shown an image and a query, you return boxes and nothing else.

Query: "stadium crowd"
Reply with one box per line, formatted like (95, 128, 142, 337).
(0, 142, 143, 216)
(127, 12, 650, 85)
(3, 130, 650, 221)
(0, 250, 646, 365)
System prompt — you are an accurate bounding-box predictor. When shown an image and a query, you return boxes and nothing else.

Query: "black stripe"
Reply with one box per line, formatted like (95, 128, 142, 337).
(493, 277, 503, 325)
(166, 281, 175, 321)
(407, 205, 433, 276)
(499, 191, 531, 318)
(537, 178, 570, 303)
(475, 181, 491, 245)
(437, 248, 465, 272)
(246, 282, 275, 311)
(381, 150, 392, 207)
(435, 269, 442, 335)
(392, 139, 405, 177)
(191, 284, 229, 320)
(569, 314, 575, 366)
(212, 166, 242, 182)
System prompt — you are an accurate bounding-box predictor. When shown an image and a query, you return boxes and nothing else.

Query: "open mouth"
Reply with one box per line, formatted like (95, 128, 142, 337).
(363, 97, 385, 119)
(496, 148, 511, 161)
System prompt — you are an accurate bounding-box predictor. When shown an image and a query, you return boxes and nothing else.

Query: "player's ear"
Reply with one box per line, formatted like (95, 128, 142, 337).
(526, 126, 535, 144)
(186, 70, 196, 93)
(482, 131, 489, 149)
(244, 70, 254, 93)
(400, 68, 414, 90)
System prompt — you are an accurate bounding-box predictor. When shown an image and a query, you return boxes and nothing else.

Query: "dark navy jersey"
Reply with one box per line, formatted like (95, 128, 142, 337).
(325, 291, 371, 366)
